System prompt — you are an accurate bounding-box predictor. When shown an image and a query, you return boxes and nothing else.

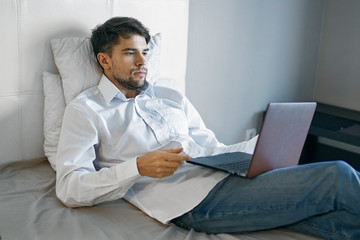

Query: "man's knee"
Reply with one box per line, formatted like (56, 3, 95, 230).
(323, 160, 354, 178)
(331, 160, 352, 170)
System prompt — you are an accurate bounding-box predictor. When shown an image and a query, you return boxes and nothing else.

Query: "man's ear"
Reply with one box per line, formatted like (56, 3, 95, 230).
(97, 53, 111, 70)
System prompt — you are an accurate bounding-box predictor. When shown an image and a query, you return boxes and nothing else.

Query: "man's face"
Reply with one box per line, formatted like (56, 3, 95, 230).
(108, 35, 149, 90)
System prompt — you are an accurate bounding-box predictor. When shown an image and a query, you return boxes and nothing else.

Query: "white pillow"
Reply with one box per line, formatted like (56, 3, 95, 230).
(51, 33, 161, 105)
(43, 72, 66, 170)
(145, 33, 161, 88)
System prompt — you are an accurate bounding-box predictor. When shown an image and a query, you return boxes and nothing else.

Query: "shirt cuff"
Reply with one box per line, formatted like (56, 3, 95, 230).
(114, 158, 141, 180)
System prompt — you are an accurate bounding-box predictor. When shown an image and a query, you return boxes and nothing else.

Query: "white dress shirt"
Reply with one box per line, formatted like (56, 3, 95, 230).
(56, 75, 257, 224)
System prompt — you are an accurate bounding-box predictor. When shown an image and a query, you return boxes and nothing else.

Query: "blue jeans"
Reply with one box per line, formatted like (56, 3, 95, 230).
(171, 161, 360, 240)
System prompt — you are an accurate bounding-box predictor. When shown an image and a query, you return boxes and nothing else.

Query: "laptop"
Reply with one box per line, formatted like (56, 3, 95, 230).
(188, 102, 317, 178)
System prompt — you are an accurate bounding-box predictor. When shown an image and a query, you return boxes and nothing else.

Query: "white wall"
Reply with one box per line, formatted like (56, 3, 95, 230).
(186, 0, 325, 144)
(314, 0, 360, 112)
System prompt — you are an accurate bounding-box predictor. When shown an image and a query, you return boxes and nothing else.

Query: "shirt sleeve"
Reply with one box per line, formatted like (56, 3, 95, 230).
(183, 96, 257, 155)
(55, 104, 141, 207)
(183, 97, 224, 148)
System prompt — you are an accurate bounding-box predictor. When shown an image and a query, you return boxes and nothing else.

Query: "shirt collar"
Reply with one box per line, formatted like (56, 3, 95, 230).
(98, 74, 153, 104)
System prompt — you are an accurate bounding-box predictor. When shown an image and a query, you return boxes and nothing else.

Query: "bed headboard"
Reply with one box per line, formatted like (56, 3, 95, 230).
(0, 0, 188, 163)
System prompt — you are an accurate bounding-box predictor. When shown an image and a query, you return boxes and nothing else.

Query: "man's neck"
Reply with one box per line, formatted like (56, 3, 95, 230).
(118, 85, 139, 99)
(106, 75, 140, 99)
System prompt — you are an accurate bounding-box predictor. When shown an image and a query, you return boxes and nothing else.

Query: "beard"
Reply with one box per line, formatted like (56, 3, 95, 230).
(113, 68, 147, 90)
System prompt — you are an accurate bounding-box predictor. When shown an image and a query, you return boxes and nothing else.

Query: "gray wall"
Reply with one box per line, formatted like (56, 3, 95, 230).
(186, 0, 325, 144)
(314, 0, 360, 112)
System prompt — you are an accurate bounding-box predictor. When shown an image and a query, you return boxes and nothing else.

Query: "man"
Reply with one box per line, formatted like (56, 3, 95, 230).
(56, 17, 360, 239)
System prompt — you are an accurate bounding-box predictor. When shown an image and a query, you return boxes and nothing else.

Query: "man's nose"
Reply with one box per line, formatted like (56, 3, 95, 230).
(136, 53, 147, 66)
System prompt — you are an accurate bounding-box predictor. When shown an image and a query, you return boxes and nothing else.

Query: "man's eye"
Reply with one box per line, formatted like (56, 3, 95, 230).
(143, 51, 149, 56)
(125, 52, 134, 55)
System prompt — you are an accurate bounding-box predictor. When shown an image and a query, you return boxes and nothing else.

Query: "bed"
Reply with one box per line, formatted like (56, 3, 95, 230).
(0, 0, 320, 239)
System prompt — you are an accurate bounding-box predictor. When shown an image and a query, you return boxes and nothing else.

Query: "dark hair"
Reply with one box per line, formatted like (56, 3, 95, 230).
(91, 17, 150, 67)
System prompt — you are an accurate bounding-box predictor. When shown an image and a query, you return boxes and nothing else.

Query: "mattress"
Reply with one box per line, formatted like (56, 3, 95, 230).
(0, 158, 320, 240)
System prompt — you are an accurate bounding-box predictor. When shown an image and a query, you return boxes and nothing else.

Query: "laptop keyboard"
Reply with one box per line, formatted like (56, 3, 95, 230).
(215, 159, 251, 174)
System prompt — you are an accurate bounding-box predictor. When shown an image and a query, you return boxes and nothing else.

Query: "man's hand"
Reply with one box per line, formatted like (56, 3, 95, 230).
(136, 148, 190, 178)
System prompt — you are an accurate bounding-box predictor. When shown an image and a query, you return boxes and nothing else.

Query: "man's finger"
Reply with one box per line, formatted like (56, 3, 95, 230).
(163, 160, 184, 168)
(160, 148, 184, 154)
(165, 155, 189, 162)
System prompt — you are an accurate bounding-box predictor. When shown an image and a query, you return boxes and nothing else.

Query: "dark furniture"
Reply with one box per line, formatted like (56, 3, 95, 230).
(299, 103, 360, 170)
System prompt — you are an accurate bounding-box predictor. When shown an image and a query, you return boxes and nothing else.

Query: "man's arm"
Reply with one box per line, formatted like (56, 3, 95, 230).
(56, 105, 141, 207)
(183, 97, 224, 149)
(183, 96, 257, 154)
(56, 104, 189, 207)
